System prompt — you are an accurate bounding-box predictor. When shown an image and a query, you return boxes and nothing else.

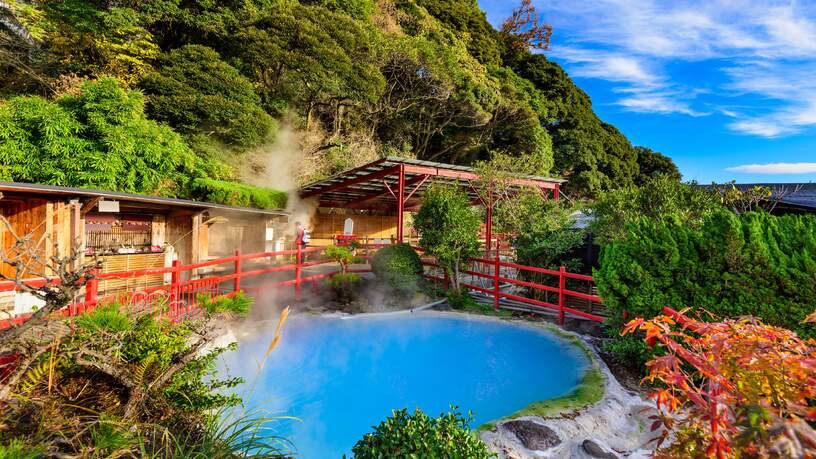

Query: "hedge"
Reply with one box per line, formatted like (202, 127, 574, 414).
(595, 210, 816, 338)
(190, 178, 287, 209)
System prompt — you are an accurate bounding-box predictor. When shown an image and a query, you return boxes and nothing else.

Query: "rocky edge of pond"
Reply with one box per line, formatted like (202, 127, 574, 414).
(477, 320, 661, 459)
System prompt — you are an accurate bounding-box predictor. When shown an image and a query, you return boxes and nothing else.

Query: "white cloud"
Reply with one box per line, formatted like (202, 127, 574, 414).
(726, 119, 795, 137)
(539, 0, 816, 132)
(726, 163, 816, 174)
(617, 92, 705, 116)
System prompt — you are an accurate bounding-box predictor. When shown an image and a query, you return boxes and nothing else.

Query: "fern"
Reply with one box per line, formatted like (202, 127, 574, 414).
(133, 353, 156, 386)
(19, 360, 50, 395)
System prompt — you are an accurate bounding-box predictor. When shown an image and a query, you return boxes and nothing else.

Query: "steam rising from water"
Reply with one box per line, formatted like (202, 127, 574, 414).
(242, 121, 318, 233)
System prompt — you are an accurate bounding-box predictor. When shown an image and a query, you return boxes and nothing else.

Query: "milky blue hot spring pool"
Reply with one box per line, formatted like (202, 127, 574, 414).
(217, 313, 590, 458)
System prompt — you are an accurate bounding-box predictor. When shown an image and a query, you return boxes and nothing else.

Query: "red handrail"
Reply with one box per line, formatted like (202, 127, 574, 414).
(0, 243, 607, 329)
(421, 254, 607, 324)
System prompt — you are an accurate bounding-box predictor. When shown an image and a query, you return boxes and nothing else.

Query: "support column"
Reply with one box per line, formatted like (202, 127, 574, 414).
(553, 184, 560, 201)
(396, 163, 405, 243)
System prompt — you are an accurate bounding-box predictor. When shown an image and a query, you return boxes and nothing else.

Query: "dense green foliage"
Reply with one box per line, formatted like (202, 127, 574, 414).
(590, 175, 722, 244)
(595, 210, 816, 339)
(1, 0, 676, 198)
(0, 77, 285, 206)
(141, 45, 275, 147)
(198, 291, 254, 316)
(191, 178, 287, 209)
(371, 243, 423, 295)
(350, 407, 494, 459)
(500, 192, 586, 272)
(414, 184, 480, 291)
(324, 244, 355, 276)
(0, 78, 196, 195)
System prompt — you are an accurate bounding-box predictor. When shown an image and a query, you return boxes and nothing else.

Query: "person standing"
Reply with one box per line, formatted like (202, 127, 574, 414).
(295, 221, 311, 261)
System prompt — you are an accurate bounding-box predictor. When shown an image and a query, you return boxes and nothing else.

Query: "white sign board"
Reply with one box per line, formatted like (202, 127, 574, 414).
(98, 199, 120, 212)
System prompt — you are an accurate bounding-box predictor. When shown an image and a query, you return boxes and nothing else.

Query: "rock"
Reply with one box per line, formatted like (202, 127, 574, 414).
(582, 439, 619, 459)
(501, 420, 561, 451)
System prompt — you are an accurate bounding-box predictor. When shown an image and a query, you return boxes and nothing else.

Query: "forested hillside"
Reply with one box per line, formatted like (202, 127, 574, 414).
(0, 0, 678, 206)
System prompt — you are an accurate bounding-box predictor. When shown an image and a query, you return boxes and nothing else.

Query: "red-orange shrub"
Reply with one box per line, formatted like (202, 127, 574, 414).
(624, 308, 816, 458)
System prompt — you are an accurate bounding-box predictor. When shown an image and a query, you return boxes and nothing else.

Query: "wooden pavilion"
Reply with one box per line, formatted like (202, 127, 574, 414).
(299, 157, 564, 249)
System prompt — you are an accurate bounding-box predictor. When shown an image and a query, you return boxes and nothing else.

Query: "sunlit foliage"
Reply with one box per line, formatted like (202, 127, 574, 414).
(624, 309, 816, 458)
(596, 209, 816, 340)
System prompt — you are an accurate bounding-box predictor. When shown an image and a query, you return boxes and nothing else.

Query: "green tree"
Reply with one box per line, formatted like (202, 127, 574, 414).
(42, 2, 160, 86)
(590, 175, 721, 244)
(300, 0, 375, 20)
(234, 4, 384, 125)
(500, 192, 585, 272)
(0, 77, 199, 195)
(634, 146, 680, 184)
(505, 51, 657, 198)
(413, 0, 502, 67)
(413, 184, 481, 291)
(141, 45, 275, 147)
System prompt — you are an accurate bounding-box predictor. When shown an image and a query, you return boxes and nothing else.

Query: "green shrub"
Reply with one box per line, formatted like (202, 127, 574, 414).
(350, 407, 494, 459)
(191, 178, 287, 209)
(590, 175, 721, 244)
(198, 291, 253, 316)
(371, 243, 423, 295)
(75, 302, 132, 333)
(601, 333, 651, 372)
(446, 288, 478, 311)
(329, 272, 363, 304)
(595, 210, 816, 339)
(0, 78, 201, 196)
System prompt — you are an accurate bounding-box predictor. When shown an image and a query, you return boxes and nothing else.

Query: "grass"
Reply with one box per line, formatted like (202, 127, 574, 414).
(456, 300, 515, 318)
(476, 367, 605, 432)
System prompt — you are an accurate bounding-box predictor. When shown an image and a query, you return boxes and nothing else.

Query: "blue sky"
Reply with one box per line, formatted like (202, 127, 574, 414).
(478, 0, 816, 183)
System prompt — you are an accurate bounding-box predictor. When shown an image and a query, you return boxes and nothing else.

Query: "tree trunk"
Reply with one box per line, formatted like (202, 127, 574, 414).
(306, 102, 315, 131)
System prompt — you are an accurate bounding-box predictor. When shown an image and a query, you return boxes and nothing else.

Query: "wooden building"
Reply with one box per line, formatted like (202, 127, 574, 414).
(0, 182, 288, 313)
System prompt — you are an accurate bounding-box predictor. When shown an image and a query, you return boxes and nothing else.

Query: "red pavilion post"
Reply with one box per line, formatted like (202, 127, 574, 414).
(396, 163, 405, 243)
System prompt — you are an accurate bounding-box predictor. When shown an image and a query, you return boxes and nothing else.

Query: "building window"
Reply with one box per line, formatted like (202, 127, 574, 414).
(85, 213, 153, 254)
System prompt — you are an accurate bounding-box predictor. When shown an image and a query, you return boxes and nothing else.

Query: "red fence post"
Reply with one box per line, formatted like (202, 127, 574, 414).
(84, 270, 99, 312)
(170, 260, 181, 316)
(443, 269, 450, 292)
(233, 249, 242, 294)
(397, 163, 405, 243)
(295, 244, 302, 298)
(493, 241, 500, 310)
(558, 266, 566, 325)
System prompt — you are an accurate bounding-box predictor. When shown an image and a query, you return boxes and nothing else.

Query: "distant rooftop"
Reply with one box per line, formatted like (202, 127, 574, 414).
(730, 182, 816, 211)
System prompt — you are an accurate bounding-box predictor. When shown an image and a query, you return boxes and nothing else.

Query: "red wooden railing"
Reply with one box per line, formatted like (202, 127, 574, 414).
(420, 247, 606, 324)
(0, 243, 606, 329)
(0, 244, 364, 329)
